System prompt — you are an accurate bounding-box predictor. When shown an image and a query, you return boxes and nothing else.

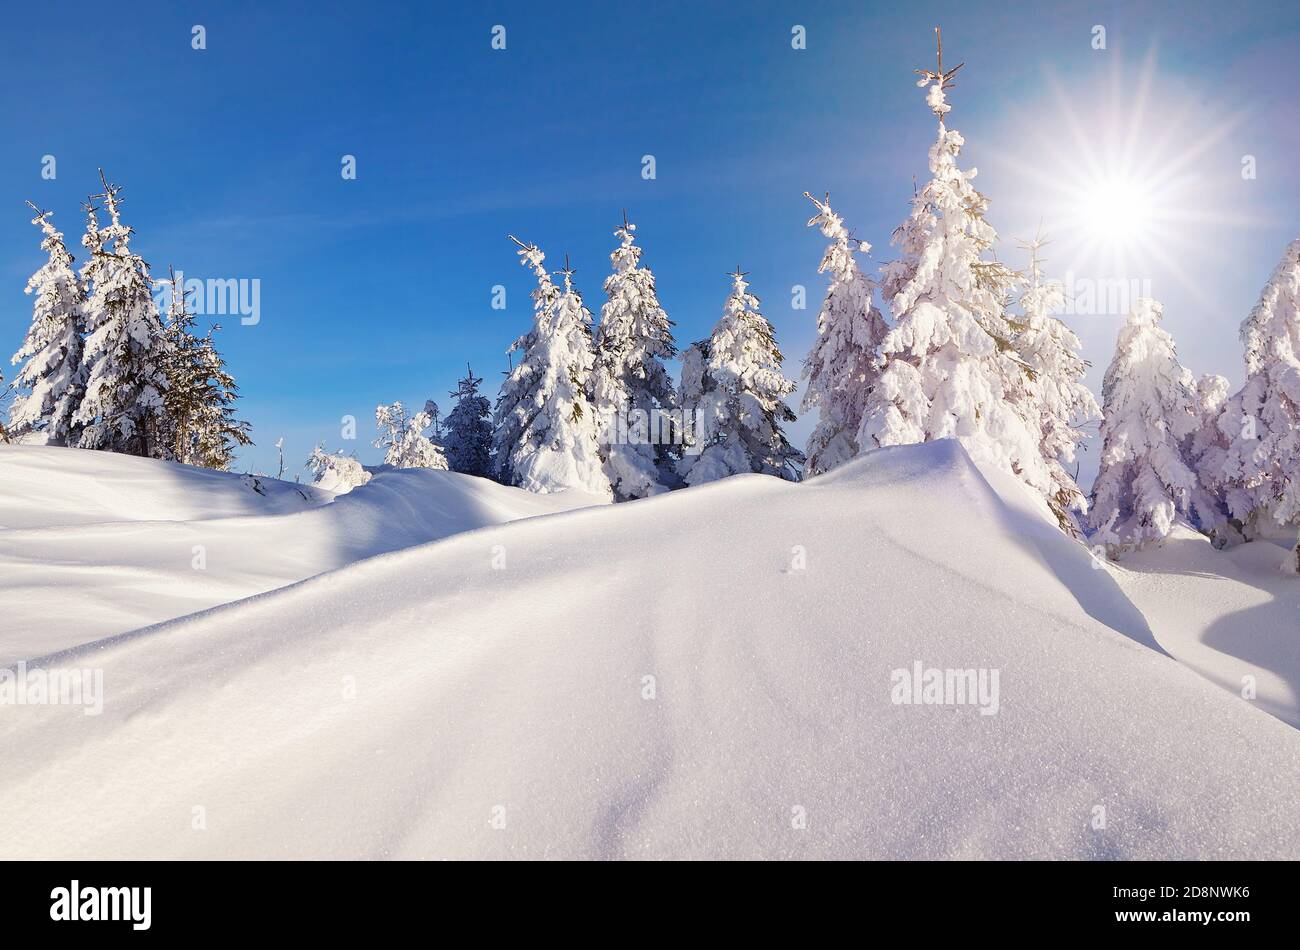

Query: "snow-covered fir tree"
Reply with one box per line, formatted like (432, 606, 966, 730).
(1190, 373, 1230, 462)
(1218, 238, 1300, 537)
(1089, 298, 1206, 551)
(591, 213, 679, 500)
(1186, 373, 1235, 540)
(190, 331, 250, 469)
(858, 36, 1053, 522)
(799, 192, 889, 477)
(677, 268, 802, 485)
(161, 269, 251, 469)
(74, 174, 173, 458)
(306, 445, 372, 492)
(160, 275, 209, 464)
(374, 400, 448, 469)
(677, 337, 709, 452)
(443, 364, 494, 477)
(493, 240, 610, 495)
(1011, 231, 1100, 533)
(426, 401, 444, 444)
(7, 203, 85, 444)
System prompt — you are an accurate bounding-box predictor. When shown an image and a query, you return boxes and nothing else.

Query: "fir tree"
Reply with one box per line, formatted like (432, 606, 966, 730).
(799, 191, 888, 477)
(306, 445, 372, 492)
(493, 239, 610, 495)
(677, 268, 802, 485)
(74, 172, 173, 458)
(677, 337, 710, 458)
(443, 364, 494, 477)
(374, 400, 448, 469)
(8, 203, 85, 444)
(1218, 238, 1300, 535)
(426, 401, 444, 444)
(161, 269, 205, 462)
(1089, 298, 1203, 551)
(162, 268, 251, 469)
(1187, 373, 1235, 541)
(592, 212, 679, 500)
(859, 30, 1052, 519)
(1012, 230, 1101, 533)
(190, 329, 251, 470)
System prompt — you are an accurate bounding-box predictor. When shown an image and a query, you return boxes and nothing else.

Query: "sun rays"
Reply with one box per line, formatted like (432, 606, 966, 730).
(990, 47, 1261, 303)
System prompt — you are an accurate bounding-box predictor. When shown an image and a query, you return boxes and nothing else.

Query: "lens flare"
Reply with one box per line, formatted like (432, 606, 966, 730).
(986, 48, 1258, 299)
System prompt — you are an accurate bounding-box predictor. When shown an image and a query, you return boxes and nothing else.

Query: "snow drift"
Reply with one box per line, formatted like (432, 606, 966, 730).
(1, 440, 1297, 859)
(0, 444, 601, 663)
(1111, 524, 1300, 729)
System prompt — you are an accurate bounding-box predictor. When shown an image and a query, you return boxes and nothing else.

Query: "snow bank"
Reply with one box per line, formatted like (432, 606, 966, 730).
(1111, 523, 1300, 728)
(1, 440, 1297, 859)
(0, 445, 602, 662)
(0, 444, 328, 528)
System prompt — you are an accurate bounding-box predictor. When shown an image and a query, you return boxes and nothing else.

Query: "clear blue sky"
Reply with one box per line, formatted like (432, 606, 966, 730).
(2, 0, 1296, 480)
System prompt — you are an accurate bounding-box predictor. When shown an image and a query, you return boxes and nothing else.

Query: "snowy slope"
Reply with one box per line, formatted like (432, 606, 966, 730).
(1, 440, 1297, 859)
(1110, 525, 1300, 728)
(0, 444, 330, 528)
(0, 445, 603, 663)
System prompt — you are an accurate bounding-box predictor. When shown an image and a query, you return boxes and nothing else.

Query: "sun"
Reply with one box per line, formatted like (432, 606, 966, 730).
(986, 48, 1257, 298)
(1078, 176, 1154, 247)
(1059, 160, 1177, 278)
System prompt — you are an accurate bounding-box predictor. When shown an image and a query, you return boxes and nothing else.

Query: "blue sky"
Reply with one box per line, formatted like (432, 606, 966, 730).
(2, 0, 1297, 481)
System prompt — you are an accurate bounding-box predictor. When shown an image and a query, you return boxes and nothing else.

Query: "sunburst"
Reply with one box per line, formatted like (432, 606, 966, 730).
(989, 47, 1260, 303)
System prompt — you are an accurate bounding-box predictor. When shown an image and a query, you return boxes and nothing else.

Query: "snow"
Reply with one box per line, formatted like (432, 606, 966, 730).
(0, 445, 601, 664)
(862, 95, 1055, 521)
(74, 182, 172, 459)
(0, 445, 327, 529)
(1091, 298, 1204, 548)
(494, 242, 611, 496)
(373, 400, 447, 470)
(592, 217, 678, 500)
(1110, 523, 1300, 728)
(2, 440, 1299, 859)
(678, 270, 801, 484)
(7, 206, 84, 445)
(799, 192, 888, 478)
(1013, 238, 1100, 533)
(1219, 238, 1300, 532)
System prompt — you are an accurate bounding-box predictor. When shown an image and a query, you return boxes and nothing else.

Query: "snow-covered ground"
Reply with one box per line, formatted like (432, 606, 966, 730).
(1, 441, 1298, 859)
(1111, 525, 1300, 729)
(0, 445, 601, 664)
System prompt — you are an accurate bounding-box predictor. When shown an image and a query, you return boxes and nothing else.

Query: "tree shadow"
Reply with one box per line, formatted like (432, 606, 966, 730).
(1122, 531, 1300, 728)
(948, 444, 1166, 656)
(1200, 561, 1300, 728)
(1012, 522, 1167, 655)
